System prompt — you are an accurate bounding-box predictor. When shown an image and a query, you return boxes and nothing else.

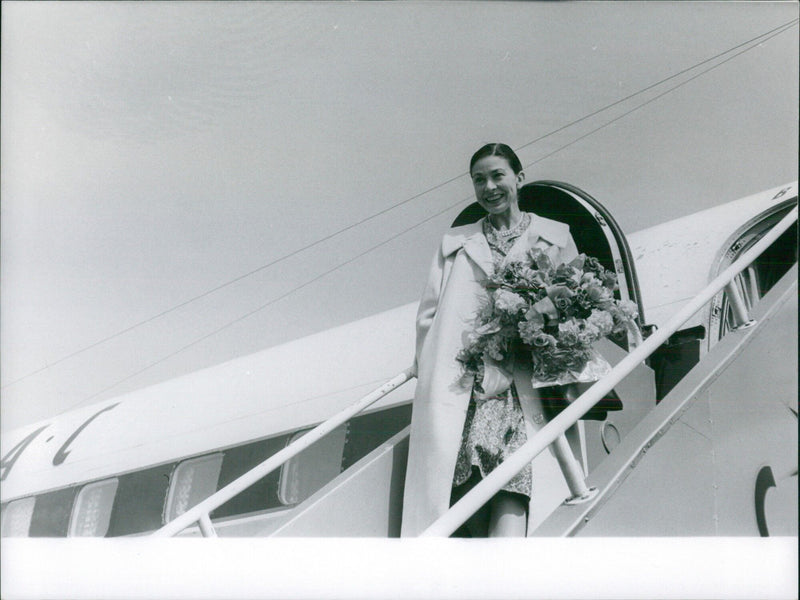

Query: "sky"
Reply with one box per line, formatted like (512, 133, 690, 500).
(1, 2, 798, 431)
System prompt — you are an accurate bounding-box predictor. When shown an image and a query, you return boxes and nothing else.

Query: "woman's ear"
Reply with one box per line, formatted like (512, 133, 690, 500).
(516, 170, 526, 188)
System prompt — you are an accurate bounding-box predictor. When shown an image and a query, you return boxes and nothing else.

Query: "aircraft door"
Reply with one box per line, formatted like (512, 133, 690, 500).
(452, 180, 655, 475)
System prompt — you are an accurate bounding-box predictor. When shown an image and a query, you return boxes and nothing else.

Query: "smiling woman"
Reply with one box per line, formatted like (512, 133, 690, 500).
(401, 144, 595, 538)
(470, 143, 526, 229)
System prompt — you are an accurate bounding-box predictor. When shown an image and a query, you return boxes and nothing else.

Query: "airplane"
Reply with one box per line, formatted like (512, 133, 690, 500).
(1, 179, 797, 540)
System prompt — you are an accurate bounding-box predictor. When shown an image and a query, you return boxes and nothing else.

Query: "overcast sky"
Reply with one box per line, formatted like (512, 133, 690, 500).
(1, 2, 798, 431)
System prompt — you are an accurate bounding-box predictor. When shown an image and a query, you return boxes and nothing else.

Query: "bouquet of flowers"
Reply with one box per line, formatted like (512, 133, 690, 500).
(457, 248, 640, 396)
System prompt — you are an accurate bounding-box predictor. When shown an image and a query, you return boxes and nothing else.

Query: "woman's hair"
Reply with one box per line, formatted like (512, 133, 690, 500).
(469, 143, 523, 176)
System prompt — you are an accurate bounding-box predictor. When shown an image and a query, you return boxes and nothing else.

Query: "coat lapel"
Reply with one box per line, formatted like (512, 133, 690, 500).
(442, 221, 494, 277)
(461, 229, 494, 277)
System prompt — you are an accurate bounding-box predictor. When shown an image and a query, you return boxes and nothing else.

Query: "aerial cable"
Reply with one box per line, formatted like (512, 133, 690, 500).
(512, 17, 798, 159)
(7, 17, 797, 392)
(58, 196, 470, 411)
(522, 19, 798, 170)
(52, 18, 797, 414)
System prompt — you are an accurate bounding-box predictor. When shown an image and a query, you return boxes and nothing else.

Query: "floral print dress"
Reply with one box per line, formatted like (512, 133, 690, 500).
(452, 214, 533, 498)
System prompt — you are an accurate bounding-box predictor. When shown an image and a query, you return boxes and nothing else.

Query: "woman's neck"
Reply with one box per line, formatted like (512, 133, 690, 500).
(487, 206, 523, 231)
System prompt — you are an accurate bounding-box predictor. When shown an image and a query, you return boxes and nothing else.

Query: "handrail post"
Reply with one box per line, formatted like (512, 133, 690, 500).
(550, 383, 597, 503)
(551, 433, 597, 503)
(724, 280, 756, 330)
(198, 513, 217, 538)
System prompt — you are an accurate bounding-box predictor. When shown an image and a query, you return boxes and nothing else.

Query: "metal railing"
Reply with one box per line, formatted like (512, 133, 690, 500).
(421, 205, 797, 537)
(153, 367, 416, 537)
(155, 204, 795, 538)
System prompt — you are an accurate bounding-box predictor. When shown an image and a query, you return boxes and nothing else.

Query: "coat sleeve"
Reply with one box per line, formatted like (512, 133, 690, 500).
(413, 244, 447, 375)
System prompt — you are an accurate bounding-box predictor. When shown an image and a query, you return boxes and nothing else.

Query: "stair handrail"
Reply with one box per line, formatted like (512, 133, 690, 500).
(153, 366, 416, 537)
(421, 205, 798, 537)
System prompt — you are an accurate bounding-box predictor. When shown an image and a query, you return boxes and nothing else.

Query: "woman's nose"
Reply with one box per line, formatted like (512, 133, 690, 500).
(485, 179, 497, 190)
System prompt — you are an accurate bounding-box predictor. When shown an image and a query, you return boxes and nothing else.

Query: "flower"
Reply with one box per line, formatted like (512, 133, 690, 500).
(546, 284, 575, 313)
(494, 289, 527, 315)
(578, 321, 602, 346)
(583, 256, 605, 276)
(583, 280, 614, 308)
(586, 309, 614, 337)
(617, 299, 639, 320)
(457, 250, 640, 390)
(484, 336, 507, 361)
(518, 315, 544, 344)
(553, 263, 582, 286)
(531, 331, 557, 348)
(557, 319, 583, 346)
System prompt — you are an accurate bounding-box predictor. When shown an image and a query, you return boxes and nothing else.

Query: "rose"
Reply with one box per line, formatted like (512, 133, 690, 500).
(584, 256, 605, 276)
(474, 318, 502, 336)
(531, 331, 558, 348)
(546, 285, 575, 314)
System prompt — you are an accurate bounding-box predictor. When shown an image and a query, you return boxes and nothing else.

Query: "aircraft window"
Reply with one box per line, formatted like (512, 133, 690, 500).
(164, 453, 224, 523)
(69, 479, 119, 537)
(211, 435, 289, 519)
(1, 497, 35, 537)
(106, 462, 175, 536)
(29, 487, 80, 537)
(341, 403, 413, 470)
(711, 205, 797, 345)
(278, 424, 347, 505)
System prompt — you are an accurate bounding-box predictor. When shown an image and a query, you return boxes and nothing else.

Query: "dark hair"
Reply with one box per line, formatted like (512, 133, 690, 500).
(469, 143, 523, 176)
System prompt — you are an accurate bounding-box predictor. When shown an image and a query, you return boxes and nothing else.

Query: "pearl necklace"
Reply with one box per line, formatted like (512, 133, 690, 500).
(483, 212, 531, 255)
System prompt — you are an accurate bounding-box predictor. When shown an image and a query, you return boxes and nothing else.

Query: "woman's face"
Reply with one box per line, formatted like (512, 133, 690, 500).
(470, 155, 524, 216)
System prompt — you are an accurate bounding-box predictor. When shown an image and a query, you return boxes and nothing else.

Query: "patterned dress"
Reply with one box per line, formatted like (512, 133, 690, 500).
(452, 213, 533, 498)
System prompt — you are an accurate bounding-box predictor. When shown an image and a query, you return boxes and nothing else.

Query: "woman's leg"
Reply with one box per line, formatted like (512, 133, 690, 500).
(449, 468, 490, 537)
(488, 492, 528, 537)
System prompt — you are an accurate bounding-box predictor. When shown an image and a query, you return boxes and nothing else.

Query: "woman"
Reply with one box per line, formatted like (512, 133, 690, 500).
(401, 143, 583, 537)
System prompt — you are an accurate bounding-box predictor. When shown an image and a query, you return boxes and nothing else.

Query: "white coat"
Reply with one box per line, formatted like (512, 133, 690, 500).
(401, 213, 582, 537)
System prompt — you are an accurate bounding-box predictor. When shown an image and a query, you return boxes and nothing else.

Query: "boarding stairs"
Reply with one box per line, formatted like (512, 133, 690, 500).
(153, 207, 797, 538)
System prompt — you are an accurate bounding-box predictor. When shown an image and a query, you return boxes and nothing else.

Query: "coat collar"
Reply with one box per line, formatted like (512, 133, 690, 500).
(440, 212, 571, 277)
